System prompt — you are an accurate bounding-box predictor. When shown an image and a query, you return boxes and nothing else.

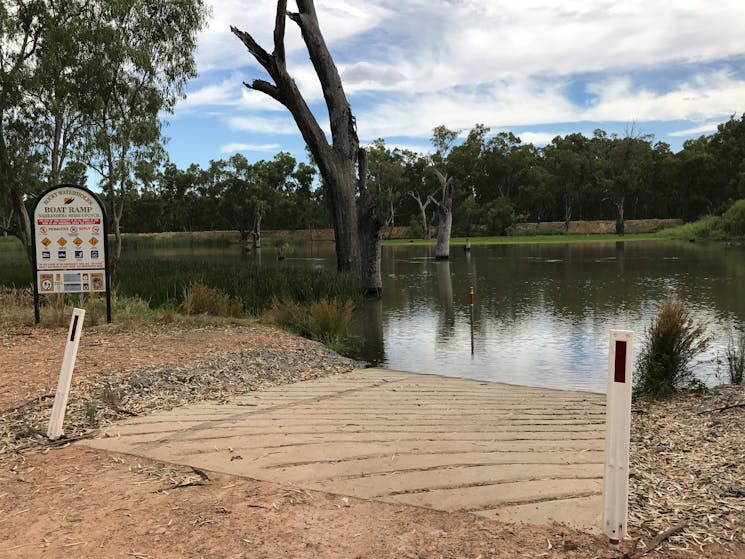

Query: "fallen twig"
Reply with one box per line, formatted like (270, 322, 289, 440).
(697, 401, 745, 414)
(630, 521, 689, 558)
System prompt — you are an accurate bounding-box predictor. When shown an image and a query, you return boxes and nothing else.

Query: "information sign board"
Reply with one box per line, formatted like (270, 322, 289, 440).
(32, 185, 111, 322)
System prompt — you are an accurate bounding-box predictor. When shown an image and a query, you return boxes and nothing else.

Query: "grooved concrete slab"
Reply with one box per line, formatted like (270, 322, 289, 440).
(83, 369, 606, 531)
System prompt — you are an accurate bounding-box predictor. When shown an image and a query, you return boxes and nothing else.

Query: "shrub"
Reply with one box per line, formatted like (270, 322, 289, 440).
(181, 280, 244, 317)
(268, 297, 357, 354)
(721, 199, 745, 238)
(483, 198, 514, 236)
(725, 330, 745, 384)
(267, 298, 307, 332)
(308, 298, 354, 347)
(634, 300, 710, 399)
(663, 215, 725, 241)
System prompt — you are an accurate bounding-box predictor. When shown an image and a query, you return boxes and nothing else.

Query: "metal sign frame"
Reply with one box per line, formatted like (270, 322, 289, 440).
(31, 184, 112, 323)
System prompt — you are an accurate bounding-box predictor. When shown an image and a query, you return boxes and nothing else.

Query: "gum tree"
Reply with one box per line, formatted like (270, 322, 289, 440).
(231, 0, 384, 295)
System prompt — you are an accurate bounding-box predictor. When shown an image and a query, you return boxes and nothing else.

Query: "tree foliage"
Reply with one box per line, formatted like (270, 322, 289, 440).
(0, 0, 208, 277)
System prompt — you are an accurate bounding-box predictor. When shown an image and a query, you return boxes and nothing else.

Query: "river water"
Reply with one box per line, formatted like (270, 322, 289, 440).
(3, 238, 744, 393)
(351, 241, 745, 393)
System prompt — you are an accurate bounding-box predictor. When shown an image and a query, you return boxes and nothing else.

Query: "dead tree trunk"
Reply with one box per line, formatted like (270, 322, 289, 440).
(232, 1, 381, 295)
(615, 196, 625, 235)
(356, 149, 383, 296)
(409, 190, 433, 240)
(432, 169, 453, 259)
(252, 205, 262, 249)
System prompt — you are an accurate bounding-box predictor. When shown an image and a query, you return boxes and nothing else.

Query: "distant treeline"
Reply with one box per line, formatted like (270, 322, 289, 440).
(114, 115, 745, 238)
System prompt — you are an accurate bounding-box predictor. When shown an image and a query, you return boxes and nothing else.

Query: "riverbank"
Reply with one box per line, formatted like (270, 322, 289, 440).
(1, 316, 743, 558)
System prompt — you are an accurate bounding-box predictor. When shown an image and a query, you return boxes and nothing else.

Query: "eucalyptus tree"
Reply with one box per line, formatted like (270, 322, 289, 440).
(250, 152, 299, 247)
(544, 133, 593, 231)
(366, 139, 407, 239)
(232, 0, 385, 296)
(32, 0, 98, 186)
(406, 151, 436, 240)
(708, 113, 745, 205)
(212, 156, 257, 243)
(0, 0, 45, 260)
(594, 130, 654, 235)
(86, 0, 207, 283)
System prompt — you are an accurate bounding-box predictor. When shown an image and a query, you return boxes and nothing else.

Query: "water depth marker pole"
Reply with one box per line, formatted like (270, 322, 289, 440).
(47, 308, 86, 440)
(602, 329, 634, 545)
(469, 287, 475, 355)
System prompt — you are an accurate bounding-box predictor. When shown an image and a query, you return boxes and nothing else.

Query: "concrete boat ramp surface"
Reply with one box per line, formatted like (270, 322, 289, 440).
(84, 368, 607, 531)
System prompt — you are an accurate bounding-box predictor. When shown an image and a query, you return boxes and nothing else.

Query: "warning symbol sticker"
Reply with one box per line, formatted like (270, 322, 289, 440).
(41, 237, 51, 247)
(57, 237, 67, 247)
(89, 237, 99, 246)
(39, 273, 54, 292)
(73, 237, 83, 246)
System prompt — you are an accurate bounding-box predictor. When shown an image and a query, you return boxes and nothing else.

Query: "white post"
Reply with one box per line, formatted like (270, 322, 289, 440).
(47, 308, 85, 440)
(602, 329, 634, 543)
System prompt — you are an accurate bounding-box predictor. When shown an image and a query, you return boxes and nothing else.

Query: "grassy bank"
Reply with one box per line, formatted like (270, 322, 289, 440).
(659, 199, 745, 242)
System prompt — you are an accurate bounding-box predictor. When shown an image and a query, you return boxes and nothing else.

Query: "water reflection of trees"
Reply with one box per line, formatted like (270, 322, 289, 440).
(358, 298, 384, 364)
(376, 241, 745, 348)
(435, 260, 455, 342)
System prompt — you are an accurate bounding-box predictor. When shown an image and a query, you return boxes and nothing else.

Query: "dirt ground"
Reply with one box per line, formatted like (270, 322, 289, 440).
(1, 321, 743, 559)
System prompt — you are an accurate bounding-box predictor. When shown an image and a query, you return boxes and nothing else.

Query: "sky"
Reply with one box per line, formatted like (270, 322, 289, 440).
(165, 0, 745, 169)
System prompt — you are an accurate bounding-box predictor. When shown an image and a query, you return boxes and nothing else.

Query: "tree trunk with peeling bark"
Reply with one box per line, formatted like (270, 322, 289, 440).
(11, 188, 33, 263)
(252, 206, 262, 249)
(356, 150, 383, 296)
(410, 191, 433, 240)
(231, 0, 382, 295)
(432, 169, 453, 259)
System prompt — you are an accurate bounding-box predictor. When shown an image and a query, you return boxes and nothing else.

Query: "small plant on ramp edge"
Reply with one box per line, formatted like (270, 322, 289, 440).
(634, 300, 710, 400)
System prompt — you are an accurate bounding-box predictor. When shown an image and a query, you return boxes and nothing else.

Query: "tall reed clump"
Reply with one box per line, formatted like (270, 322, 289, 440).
(634, 300, 710, 400)
(268, 297, 357, 354)
(181, 280, 244, 317)
(725, 330, 745, 384)
(118, 258, 360, 315)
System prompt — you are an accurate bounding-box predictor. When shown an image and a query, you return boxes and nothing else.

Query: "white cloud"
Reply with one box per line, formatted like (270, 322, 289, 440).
(516, 132, 558, 146)
(174, 1, 745, 163)
(668, 123, 720, 137)
(221, 142, 282, 153)
(196, 0, 391, 73)
(582, 71, 745, 122)
(226, 114, 300, 134)
(356, 78, 578, 139)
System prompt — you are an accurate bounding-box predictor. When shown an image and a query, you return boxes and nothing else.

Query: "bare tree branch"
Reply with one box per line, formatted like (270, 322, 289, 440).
(230, 26, 272, 73)
(291, 0, 356, 156)
(273, 0, 287, 67)
(245, 80, 281, 103)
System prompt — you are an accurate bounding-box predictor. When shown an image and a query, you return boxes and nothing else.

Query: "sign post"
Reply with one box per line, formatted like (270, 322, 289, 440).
(47, 308, 85, 440)
(31, 184, 111, 323)
(602, 329, 635, 544)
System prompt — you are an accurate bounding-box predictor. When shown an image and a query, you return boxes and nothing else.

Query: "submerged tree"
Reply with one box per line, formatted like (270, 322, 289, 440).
(231, 0, 384, 296)
(429, 125, 458, 259)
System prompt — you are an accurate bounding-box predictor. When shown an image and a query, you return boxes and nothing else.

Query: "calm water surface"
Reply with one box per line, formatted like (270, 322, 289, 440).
(3, 238, 744, 393)
(353, 241, 745, 393)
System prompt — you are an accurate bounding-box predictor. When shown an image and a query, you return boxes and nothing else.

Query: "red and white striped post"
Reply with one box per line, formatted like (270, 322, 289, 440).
(469, 287, 474, 354)
(602, 329, 634, 544)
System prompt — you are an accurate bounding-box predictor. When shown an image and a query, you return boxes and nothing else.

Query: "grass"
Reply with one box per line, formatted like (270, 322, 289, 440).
(659, 216, 726, 242)
(660, 199, 745, 242)
(634, 300, 711, 400)
(117, 257, 360, 315)
(0, 286, 254, 330)
(267, 297, 358, 354)
(384, 233, 661, 247)
(725, 330, 745, 384)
